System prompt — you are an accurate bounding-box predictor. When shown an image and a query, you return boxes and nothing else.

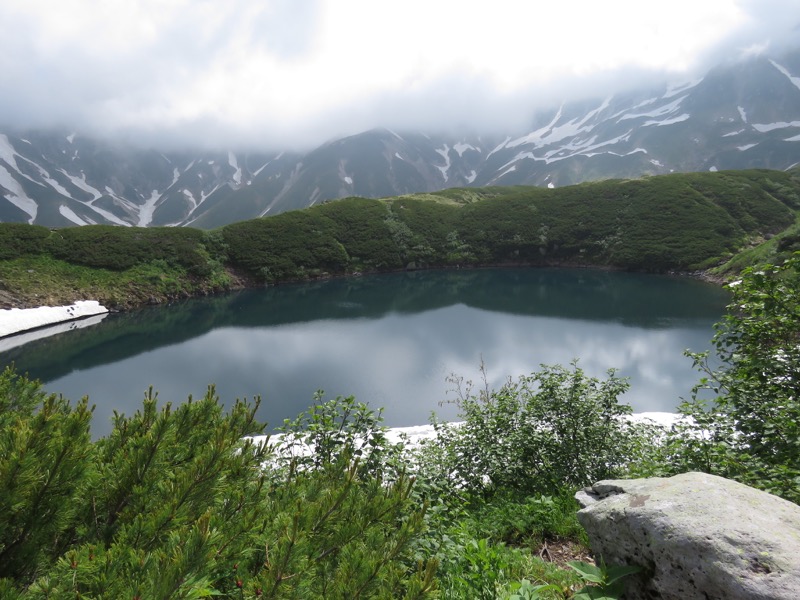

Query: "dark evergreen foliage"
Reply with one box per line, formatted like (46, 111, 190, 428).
(0, 374, 437, 598)
(45, 225, 211, 274)
(0, 223, 50, 260)
(219, 169, 800, 282)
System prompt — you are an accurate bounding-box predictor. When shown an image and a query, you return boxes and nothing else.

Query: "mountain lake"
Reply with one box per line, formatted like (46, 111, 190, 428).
(0, 267, 730, 437)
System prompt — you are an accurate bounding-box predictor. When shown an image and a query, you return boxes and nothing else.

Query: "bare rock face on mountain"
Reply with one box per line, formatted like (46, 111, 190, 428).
(575, 472, 800, 600)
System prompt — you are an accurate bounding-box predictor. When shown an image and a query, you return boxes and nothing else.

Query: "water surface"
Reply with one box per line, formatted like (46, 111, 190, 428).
(1, 268, 730, 436)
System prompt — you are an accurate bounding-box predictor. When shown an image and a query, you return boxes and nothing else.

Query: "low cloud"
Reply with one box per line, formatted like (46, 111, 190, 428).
(0, 0, 797, 151)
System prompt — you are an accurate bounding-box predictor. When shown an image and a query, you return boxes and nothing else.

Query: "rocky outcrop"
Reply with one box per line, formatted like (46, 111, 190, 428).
(576, 472, 800, 600)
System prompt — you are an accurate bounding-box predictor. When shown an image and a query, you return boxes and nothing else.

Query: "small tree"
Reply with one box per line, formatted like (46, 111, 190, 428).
(427, 362, 637, 496)
(667, 252, 800, 502)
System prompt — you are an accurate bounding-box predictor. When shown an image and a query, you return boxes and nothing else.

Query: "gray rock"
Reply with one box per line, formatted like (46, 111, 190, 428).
(576, 472, 800, 600)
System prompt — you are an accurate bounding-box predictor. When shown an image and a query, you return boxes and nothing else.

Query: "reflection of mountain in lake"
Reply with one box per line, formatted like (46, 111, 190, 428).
(1, 268, 729, 385)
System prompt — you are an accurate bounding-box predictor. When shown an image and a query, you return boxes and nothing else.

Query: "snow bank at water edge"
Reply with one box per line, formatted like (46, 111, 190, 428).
(0, 314, 109, 353)
(385, 414, 688, 447)
(249, 412, 683, 458)
(0, 300, 109, 339)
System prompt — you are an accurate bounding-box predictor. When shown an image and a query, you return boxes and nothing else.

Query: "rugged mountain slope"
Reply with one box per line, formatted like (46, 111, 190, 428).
(1, 48, 799, 229)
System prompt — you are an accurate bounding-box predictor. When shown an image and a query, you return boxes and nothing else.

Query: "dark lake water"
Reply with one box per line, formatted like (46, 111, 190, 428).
(1, 268, 730, 437)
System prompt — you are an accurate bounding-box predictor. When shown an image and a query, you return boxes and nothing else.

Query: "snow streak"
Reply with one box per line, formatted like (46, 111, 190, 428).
(769, 60, 800, 93)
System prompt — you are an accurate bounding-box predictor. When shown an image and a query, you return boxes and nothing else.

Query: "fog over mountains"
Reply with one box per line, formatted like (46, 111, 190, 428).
(1, 47, 799, 229)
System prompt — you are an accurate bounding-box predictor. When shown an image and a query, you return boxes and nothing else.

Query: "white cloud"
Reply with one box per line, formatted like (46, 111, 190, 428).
(0, 0, 797, 149)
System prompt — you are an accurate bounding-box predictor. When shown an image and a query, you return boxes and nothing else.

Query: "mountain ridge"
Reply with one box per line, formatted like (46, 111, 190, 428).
(1, 47, 799, 229)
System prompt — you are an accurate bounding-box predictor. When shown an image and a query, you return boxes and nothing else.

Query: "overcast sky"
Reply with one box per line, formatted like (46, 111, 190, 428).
(1, 0, 798, 150)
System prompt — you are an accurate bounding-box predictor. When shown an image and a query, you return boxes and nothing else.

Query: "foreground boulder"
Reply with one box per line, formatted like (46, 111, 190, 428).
(576, 472, 800, 600)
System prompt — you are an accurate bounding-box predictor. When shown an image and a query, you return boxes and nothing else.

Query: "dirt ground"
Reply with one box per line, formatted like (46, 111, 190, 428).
(536, 538, 594, 568)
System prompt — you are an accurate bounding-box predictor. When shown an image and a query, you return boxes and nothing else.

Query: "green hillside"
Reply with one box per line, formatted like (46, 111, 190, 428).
(1, 169, 799, 308)
(221, 169, 800, 281)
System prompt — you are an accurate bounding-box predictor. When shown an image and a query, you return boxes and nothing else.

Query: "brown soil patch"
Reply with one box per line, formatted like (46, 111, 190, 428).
(535, 538, 594, 568)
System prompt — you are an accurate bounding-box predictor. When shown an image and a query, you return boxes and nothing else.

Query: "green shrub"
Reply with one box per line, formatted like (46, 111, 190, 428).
(0, 223, 50, 260)
(427, 362, 639, 496)
(222, 210, 349, 281)
(662, 252, 800, 503)
(315, 198, 403, 271)
(459, 492, 587, 548)
(45, 225, 210, 273)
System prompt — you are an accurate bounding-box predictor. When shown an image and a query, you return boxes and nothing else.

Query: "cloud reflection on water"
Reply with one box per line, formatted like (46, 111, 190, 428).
(47, 301, 716, 435)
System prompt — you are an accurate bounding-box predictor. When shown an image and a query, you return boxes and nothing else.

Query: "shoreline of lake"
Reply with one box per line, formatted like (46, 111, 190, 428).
(0, 262, 728, 332)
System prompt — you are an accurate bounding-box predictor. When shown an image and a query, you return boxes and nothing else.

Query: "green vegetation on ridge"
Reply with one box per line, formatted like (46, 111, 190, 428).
(0, 169, 799, 308)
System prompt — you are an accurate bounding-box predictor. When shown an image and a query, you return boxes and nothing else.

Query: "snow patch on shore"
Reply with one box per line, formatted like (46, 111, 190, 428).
(0, 314, 108, 352)
(0, 301, 109, 339)
(250, 412, 682, 457)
